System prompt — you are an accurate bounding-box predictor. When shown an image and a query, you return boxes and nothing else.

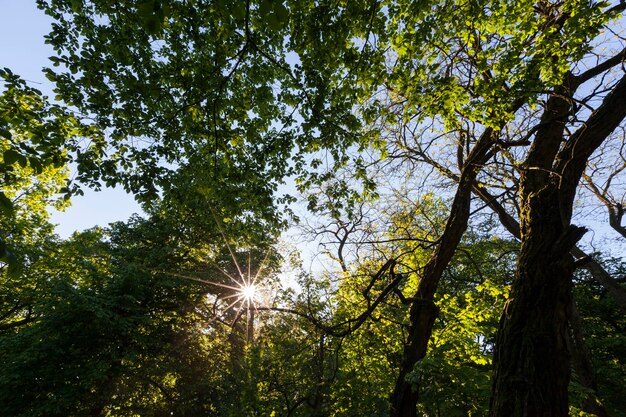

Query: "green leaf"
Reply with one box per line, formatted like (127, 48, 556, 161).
(0, 192, 13, 215)
(258, 0, 272, 16)
(5, 250, 22, 277)
(70, 0, 83, 13)
(17, 154, 28, 168)
(137, 1, 155, 18)
(232, 2, 246, 20)
(3, 149, 20, 165)
(274, 2, 289, 25)
(0, 128, 12, 139)
(29, 157, 44, 174)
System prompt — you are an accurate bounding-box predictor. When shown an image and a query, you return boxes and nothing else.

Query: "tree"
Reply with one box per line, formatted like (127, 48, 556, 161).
(1, 58, 288, 414)
(0, 68, 102, 271)
(0, 69, 84, 336)
(0, 206, 283, 416)
(37, 0, 626, 415)
(38, 0, 299, 208)
(289, 2, 626, 415)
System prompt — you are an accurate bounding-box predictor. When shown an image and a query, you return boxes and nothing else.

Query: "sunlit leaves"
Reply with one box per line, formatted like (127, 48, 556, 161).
(15, 2, 625, 414)
(0, 69, 88, 273)
(384, 0, 610, 128)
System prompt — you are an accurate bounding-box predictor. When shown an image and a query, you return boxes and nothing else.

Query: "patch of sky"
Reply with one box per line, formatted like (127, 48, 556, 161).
(0, 1, 142, 238)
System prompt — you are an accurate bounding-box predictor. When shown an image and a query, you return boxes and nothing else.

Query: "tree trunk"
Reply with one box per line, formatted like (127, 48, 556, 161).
(489, 78, 577, 413)
(472, 185, 613, 416)
(473, 184, 626, 313)
(390, 129, 496, 417)
(490, 72, 626, 416)
(390, 299, 439, 417)
(489, 187, 581, 416)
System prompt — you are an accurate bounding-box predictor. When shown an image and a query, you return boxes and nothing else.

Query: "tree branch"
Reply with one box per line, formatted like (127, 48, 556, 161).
(258, 259, 405, 337)
(575, 48, 626, 85)
(556, 73, 626, 223)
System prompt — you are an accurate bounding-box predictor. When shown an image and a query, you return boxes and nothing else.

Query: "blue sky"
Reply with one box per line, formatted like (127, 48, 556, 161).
(0, 0, 142, 237)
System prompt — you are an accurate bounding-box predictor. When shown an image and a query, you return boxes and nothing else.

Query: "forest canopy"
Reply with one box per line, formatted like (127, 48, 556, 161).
(1, 0, 626, 416)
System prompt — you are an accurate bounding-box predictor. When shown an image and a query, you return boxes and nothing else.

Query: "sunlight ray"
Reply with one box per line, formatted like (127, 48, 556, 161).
(220, 292, 246, 301)
(204, 295, 245, 328)
(222, 297, 244, 312)
(247, 252, 252, 287)
(157, 270, 242, 292)
(210, 261, 241, 285)
(230, 308, 245, 328)
(208, 206, 246, 281)
(252, 247, 273, 283)
(241, 284, 256, 303)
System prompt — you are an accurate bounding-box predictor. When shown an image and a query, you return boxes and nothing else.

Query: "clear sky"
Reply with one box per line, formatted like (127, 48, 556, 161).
(0, 0, 142, 237)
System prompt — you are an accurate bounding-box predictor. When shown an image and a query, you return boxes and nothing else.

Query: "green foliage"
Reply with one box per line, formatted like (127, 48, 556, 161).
(385, 0, 607, 126)
(0, 210, 275, 416)
(572, 257, 626, 416)
(322, 233, 515, 417)
(302, 193, 518, 417)
(2, 1, 623, 416)
(238, 296, 336, 417)
(0, 67, 110, 277)
(38, 0, 298, 210)
(413, 277, 508, 416)
(41, 0, 606, 208)
(0, 68, 105, 195)
(0, 225, 170, 415)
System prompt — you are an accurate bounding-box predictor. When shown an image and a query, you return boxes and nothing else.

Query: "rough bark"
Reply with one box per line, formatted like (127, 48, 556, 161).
(489, 75, 576, 416)
(474, 185, 626, 313)
(475, 187, 616, 416)
(490, 73, 626, 417)
(489, 188, 583, 416)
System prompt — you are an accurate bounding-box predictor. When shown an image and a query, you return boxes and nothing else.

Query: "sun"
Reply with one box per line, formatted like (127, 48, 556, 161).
(240, 284, 257, 303)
